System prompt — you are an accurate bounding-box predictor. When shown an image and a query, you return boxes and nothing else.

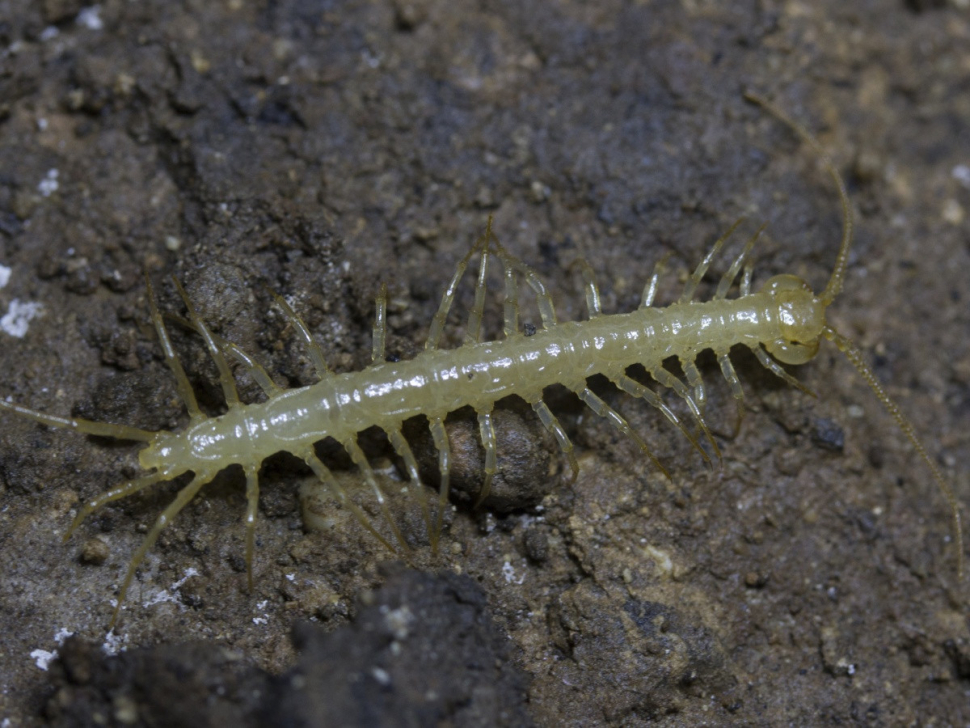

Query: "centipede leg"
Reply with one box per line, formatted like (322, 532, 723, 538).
(502, 252, 520, 337)
(716, 351, 746, 436)
(651, 366, 722, 463)
(458, 241, 500, 510)
(386, 426, 435, 546)
(457, 241, 501, 511)
(640, 252, 671, 309)
(372, 283, 388, 364)
(530, 398, 579, 481)
(429, 417, 451, 553)
(492, 234, 558, 330)
(426, 221, 492, 350)
(571, 259, 602, 318)
(65, 471, 170, 540)
(165, 312, 282, 397)
(146, 275, 202, 420)
(740, 262, 753, 296)
(304, 450, 396, 553)
(714, 224, 765, 300)
(111, 471, 212, 627)
(575, 386, 668, 478)
(681, 358, 707, 413)
(172, 279, 240, 408)
(243, 464, 259, 591)
(342, 435, 410, 553)
(474, 408, 497, 508)
(612, 373, 712, 468)
(223, 345, 280, 397)
(679, 218, 745, 303)
(753, 346, 817, 398)
(464, 235, 491, 345)
(269, 290, 331, 380)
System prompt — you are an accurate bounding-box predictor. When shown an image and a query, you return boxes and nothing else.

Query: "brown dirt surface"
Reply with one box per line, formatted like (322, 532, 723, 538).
(1, 1, 968, 725)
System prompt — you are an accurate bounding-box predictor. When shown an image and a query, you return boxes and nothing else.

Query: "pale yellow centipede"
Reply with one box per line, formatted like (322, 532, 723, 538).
(0, 94, 962, 627)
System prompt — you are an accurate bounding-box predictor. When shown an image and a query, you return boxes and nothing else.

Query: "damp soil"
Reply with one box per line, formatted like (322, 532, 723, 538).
(1, 1, 969, 725)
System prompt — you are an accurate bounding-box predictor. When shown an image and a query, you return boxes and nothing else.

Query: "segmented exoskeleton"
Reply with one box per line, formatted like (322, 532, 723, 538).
(0, 94, 961, 626)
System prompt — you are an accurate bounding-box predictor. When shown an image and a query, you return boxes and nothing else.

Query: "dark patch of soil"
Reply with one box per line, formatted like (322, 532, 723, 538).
(41, 568, 526, 727)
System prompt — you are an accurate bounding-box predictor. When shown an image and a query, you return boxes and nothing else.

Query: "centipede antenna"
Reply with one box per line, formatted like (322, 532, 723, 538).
(304, 449, 396, 553)
(743, 92, 854, 307)
(146, 274, 202, 420)
(342, 435, 410, 553)
(372, 283, 388, 364)
(269, 289, 331, 380)
(172, 278, 240, 409)
(823, 326, 964, 582)
(111, 470, 211, 627)
(0, 400, 156, 442)
(474, 408, 498, 508)
(243, 464, 260, 592)
(715, 223, 766, 300)
(429, 417, 451, 554)
(427, 221, 491, 351)
(680, 218, 745, 303)
(165, 312, 281, 397)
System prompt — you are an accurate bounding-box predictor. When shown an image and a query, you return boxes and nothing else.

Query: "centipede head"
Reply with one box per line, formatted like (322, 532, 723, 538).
(761, 273, 824, 365)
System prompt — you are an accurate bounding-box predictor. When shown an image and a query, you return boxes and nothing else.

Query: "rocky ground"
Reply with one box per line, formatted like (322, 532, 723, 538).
(0, 0, 968, 725)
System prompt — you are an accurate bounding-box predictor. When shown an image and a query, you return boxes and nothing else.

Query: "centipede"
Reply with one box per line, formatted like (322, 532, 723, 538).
(0, 94, 962, 627)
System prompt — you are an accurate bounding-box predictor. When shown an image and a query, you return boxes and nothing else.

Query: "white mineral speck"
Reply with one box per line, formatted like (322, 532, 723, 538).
(952, 164, 970, 190)
(30, 649, 56, 671)
(1, 299, 43, 338)
(76, 6, 104, 30)
(37, 169, 59, 197)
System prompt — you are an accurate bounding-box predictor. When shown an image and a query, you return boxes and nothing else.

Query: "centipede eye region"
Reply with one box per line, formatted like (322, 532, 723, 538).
(762, 274, 825, 364)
